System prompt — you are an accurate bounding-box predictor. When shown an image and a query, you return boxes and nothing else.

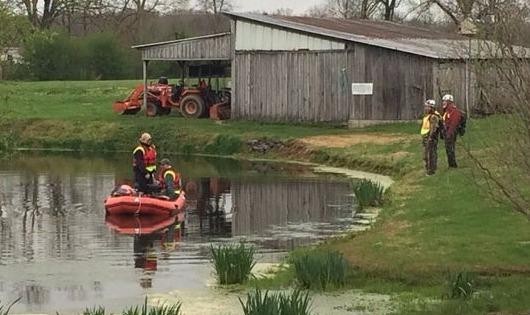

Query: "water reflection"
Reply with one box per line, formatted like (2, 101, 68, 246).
(0, 152, 355, 313)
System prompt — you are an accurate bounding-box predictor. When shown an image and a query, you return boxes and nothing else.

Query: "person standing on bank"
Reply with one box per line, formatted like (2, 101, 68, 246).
(441, 94, 463, 168)
(421, 99, 442, 176)
(133, 132, 157, 193)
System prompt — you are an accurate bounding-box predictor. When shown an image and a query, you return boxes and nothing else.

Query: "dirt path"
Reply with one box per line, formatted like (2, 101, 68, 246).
(300, 134, 412, 148)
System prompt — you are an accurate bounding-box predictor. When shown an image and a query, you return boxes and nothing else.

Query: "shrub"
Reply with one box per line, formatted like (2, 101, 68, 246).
(239, 289, 312, 315)
(291, 250, 349, 290)
(446, 272, 476, 300)
(353, 179, 385, 210)
(211, 243, 256, 285)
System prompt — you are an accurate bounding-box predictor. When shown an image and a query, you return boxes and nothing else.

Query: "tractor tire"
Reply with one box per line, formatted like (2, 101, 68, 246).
(121, 108, 141, 115)
(145, 101, 159, 117)
(180, 94, 206, 118)
(160, 107, 171, 115)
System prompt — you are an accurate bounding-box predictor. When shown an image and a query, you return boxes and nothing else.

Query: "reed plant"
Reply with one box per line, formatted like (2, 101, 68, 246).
(211, 243, 256, 285)
(83, 306, 106, 315)
(0, 298, 20, 315)
(291, 250, 349, 290)
(446, 272, 476, 300)
(121, 297, 182, 315)
(239, 289, 312, 315)
(353, 179, 385, 210)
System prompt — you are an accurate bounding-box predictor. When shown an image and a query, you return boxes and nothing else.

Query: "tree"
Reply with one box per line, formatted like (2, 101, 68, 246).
(326, 0, 384, 20)
(305, 4, 331, 17)
(20, 0, 64, 29)
(0, 3, 32, 79)
(196, 0, 232, 14)
(465, 0, 530, 219)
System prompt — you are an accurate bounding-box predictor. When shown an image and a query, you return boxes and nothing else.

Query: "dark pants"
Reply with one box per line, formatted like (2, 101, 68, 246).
(444, 133, 458, 168)
(134, 169, 154, 193)
(423, 136, 438, 175)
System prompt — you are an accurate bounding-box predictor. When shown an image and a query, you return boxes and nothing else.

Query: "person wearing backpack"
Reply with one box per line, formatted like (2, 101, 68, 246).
(420, 99, 442, 176)
(441, 94, 465, 168)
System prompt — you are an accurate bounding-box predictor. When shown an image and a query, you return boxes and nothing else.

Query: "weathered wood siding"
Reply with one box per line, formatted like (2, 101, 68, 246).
(433, 61, 476, 112)
(233, 44, 435, 122)
(235, 20, 345, 51)
(231, 180, 353, 236)
(141, 34, 231, 61)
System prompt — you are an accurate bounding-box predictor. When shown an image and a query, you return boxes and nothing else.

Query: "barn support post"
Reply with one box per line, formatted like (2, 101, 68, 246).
(143, 60, 149, 109)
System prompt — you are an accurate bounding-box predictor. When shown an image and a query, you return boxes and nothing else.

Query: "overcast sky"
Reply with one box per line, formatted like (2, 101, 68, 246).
(198, 0, 326, 14)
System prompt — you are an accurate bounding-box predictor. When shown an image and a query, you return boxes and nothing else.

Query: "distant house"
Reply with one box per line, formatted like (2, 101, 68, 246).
(1, 47, 22, 63)
(133, 13, 530, 125)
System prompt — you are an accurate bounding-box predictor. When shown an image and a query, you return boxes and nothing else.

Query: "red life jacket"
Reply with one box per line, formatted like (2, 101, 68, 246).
(133, 144, 157, 172)
(158, 168, 181, 190)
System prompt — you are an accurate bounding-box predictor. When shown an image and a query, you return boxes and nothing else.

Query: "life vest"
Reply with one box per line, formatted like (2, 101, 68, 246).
(159, 168, 181, 190)
(133, 145, 157, 172)
(420, 111, 441, 136)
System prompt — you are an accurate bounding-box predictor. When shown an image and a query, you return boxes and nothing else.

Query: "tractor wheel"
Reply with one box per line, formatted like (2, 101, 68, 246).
(180, 94, 206, 118)
(121, 108, 141, 115)
(145, 101, 159, 117)
(160, 107, 171, 115)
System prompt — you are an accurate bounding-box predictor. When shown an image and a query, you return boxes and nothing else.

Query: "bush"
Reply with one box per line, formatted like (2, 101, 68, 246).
(239, 289, 312, 315)
(211, 243, 256, 285)
(291, 250, 349, 290)
(445, 272, 476, 300)
(353, 179, 386, 210)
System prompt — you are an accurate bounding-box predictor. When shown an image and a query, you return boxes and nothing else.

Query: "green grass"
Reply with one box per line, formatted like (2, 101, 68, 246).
(239, 289, 312, 315)
(211, 243, 256, 285)
(122, 298, 182, 315)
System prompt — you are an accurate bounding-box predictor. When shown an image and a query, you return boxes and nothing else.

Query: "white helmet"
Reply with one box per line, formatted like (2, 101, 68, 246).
(139, 132, 152, 144)
(424, 99, 436, 107)
(442, 94, 454, 102)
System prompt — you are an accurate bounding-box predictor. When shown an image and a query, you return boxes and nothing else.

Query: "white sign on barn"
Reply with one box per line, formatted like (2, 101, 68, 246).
(352, 83, 373, 95)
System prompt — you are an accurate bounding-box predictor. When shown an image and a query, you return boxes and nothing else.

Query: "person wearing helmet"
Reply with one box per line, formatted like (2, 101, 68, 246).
(132, 132, 158, 193)
(420, 99, 442, 175)
(441, 94, 463, 168)
(157, 158, 182, 200)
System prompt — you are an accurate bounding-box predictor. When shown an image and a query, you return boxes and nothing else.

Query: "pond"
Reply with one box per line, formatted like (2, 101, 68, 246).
(0, 152, 358, 313)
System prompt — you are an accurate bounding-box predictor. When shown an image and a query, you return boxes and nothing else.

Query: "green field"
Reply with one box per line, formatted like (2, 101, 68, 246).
(1, 80, 529, 314)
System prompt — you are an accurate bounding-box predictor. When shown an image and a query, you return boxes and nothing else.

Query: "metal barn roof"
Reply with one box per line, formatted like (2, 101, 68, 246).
(225, 12, 530, 59)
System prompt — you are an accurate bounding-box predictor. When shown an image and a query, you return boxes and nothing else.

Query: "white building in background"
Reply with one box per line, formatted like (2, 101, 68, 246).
(1, 47, 22, 63)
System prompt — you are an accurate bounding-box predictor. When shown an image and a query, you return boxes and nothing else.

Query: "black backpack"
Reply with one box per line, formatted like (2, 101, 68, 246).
(457, 111, 467, 136)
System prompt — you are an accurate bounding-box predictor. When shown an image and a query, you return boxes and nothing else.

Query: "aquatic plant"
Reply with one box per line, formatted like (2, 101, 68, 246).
(83, 306, 106, 315)
(210, 243, 256, 285)
(239, 289, 312, 315)
(0, 298, 20, 315)
(445, 272, 476, 300)
(291, 250, 349, 290)
(352, 179, 386, 210)
(122, 297, 182, 315)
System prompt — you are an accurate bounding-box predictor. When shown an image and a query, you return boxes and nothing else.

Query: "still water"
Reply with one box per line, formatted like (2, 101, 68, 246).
(0, 152, 356, 313)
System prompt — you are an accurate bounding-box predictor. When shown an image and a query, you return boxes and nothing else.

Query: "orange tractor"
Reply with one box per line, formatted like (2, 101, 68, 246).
(113, 77, 231, 119)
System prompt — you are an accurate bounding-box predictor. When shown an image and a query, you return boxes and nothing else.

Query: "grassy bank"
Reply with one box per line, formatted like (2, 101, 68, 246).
(1, 80, 529, 314)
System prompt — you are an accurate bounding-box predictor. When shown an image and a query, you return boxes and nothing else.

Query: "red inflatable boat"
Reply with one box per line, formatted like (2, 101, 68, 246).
(105, 214, 179, 235)
(104, 185, 186, 216)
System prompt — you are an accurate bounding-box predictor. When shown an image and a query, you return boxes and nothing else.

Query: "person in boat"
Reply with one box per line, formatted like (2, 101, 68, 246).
(157, 158, 182, 200)
(133, 132, 157, 194)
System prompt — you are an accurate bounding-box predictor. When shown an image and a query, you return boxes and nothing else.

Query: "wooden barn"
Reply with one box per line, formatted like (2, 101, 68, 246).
(133, 13, 528, 125)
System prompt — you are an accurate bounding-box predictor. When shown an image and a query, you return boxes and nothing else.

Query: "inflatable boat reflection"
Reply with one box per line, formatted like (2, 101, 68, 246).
(105, 215, 182, 288)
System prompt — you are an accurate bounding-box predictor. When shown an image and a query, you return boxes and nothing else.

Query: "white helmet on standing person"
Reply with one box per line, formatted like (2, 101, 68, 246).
(139, 132, 152, 145)
(424, 99, 436, 108)
(442, 94, 454, 102)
